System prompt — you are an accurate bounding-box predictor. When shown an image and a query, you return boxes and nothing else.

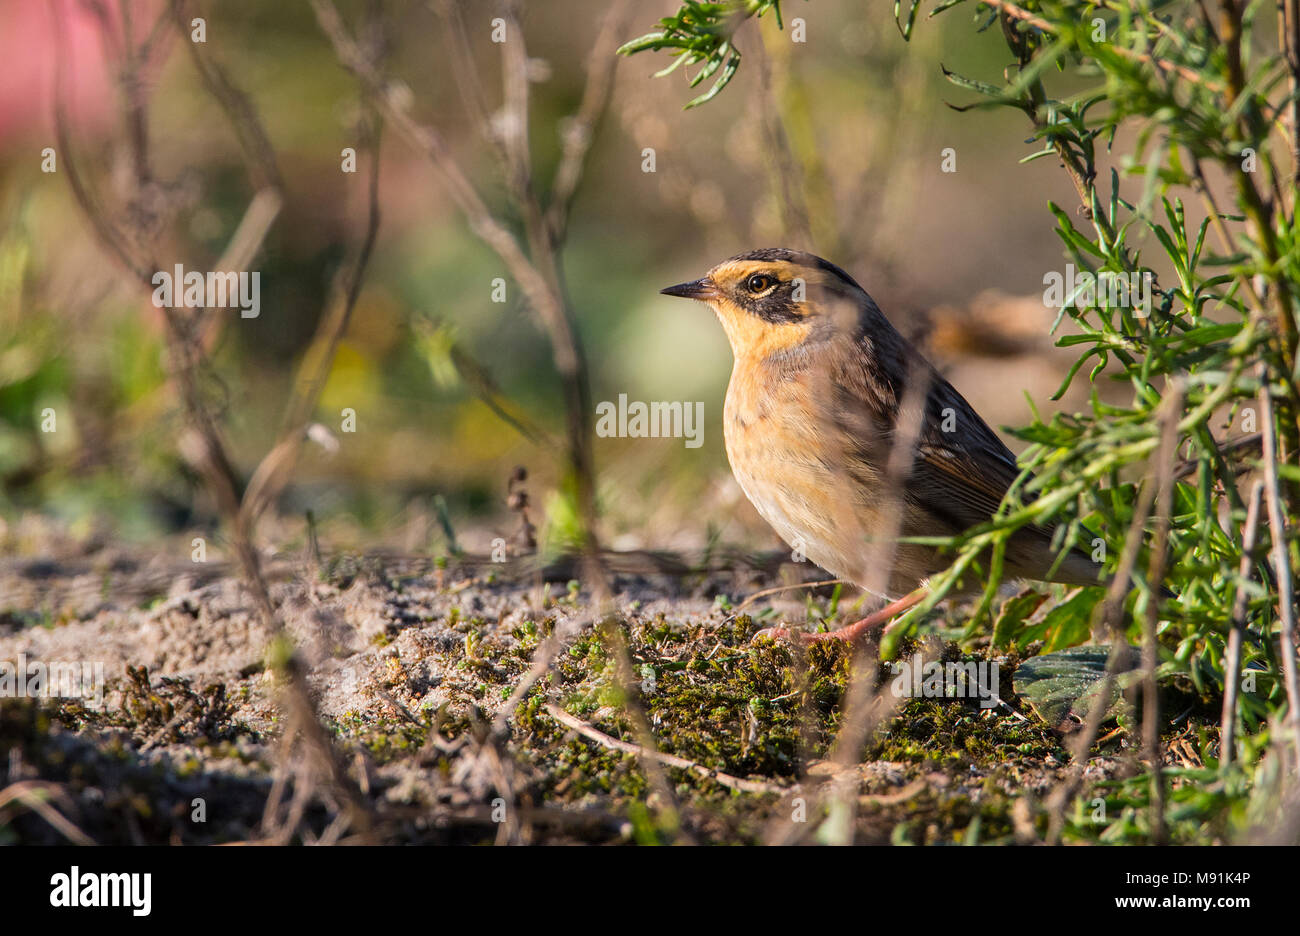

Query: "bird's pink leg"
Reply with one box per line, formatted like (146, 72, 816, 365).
(754, 586, 929, 644)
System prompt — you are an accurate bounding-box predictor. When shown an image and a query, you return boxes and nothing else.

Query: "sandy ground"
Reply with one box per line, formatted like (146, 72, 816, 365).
(0, 540, 1152, 845)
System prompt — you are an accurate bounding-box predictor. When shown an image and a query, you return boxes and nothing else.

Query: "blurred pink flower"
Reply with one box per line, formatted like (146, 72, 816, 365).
(0, 0, 162, 146)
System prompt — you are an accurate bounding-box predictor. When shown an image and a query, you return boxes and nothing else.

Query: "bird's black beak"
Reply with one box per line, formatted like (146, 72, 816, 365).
(660, 277, 718, 301)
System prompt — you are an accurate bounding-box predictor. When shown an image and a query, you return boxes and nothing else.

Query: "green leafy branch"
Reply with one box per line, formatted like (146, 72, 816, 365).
(618, 1, 787, 108)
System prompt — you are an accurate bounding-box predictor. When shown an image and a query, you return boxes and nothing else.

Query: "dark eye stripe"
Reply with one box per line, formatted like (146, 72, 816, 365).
(750, 287, 803, 323)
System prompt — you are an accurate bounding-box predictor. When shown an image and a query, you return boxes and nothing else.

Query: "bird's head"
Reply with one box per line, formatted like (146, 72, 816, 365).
(660, 248, 868, 360)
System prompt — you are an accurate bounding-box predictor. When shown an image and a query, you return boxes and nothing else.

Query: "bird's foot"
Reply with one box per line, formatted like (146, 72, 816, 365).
(751, 624, 799, 644)
(750, 586, 929, 646)
(751, 620, 881, 645)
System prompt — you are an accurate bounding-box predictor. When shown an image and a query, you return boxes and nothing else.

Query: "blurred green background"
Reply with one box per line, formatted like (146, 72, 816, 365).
(0, 0, 1111, 560)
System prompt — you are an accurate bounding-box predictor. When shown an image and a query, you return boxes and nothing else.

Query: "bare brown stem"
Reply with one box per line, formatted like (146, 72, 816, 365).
(242, 115, 383, 527)
(429, 0, 507, 164)
(1141, 380, 1184, 844)
(312, 0, 602, 557)
(1221, 480, 1265, 769)
(1281, 0, 1300, 193)
(54, 0, 379, 842)
(0, 781, 96, 846)
(1258, 366, 1300, 770)
(753, 31, 816, 252)
(169, 0, 285, 192)
(1046, 389, 1179, 844)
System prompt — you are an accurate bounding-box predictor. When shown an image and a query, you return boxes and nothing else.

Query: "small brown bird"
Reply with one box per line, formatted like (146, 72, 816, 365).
(661, 248, 1098, 642)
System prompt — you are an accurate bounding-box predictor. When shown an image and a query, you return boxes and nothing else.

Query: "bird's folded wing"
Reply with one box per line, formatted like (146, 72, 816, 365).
(906, 372, 1050, 539)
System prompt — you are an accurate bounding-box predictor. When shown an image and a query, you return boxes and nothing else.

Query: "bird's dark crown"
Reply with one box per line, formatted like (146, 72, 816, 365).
(723, 248, 861, 291)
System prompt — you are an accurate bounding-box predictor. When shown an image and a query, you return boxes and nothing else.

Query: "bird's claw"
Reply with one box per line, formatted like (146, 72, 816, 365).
(751, 625, 821, 645)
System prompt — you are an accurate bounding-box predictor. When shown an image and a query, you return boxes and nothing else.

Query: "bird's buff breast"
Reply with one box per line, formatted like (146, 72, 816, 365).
(723, 363, 887, 596)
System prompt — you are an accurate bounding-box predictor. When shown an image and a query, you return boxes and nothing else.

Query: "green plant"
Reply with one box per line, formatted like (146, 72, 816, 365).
(618, 1, 790, 108)
(891, 0, 1299, 753)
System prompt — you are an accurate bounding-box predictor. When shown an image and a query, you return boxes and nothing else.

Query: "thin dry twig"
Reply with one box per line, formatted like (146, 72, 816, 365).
(491, 610, 595, 738)
(543, 704, 784, 795)
(312, 0, 601, 555)
(733, 578, 847, 614)
(545, 0, 635, 242)
(1218, 0, 1300, 396)
(0, 781, 96, 846)
(753, 28, 816, 252)
(762, 362, 930, 846)
(1141, 379, 1185, 844)
(241, 113, 383, 528)
(314, 0, 677, 843)
(1258, 366, 1300, 770)
(429, 0, 506, 164)
(595, 614, 693, 841)
(169, 0, 285, 191)
(415, 316, 561, 451)
(53, 0, 380, 842)
(1284, 0, 1300, 192)
(310, 1, 564, 333)
(1221, 480, 1265, 768)
(1045, 388, 1181, 844)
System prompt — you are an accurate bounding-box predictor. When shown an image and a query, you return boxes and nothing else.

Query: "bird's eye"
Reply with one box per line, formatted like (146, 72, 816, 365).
(745, 274, 775, 294)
